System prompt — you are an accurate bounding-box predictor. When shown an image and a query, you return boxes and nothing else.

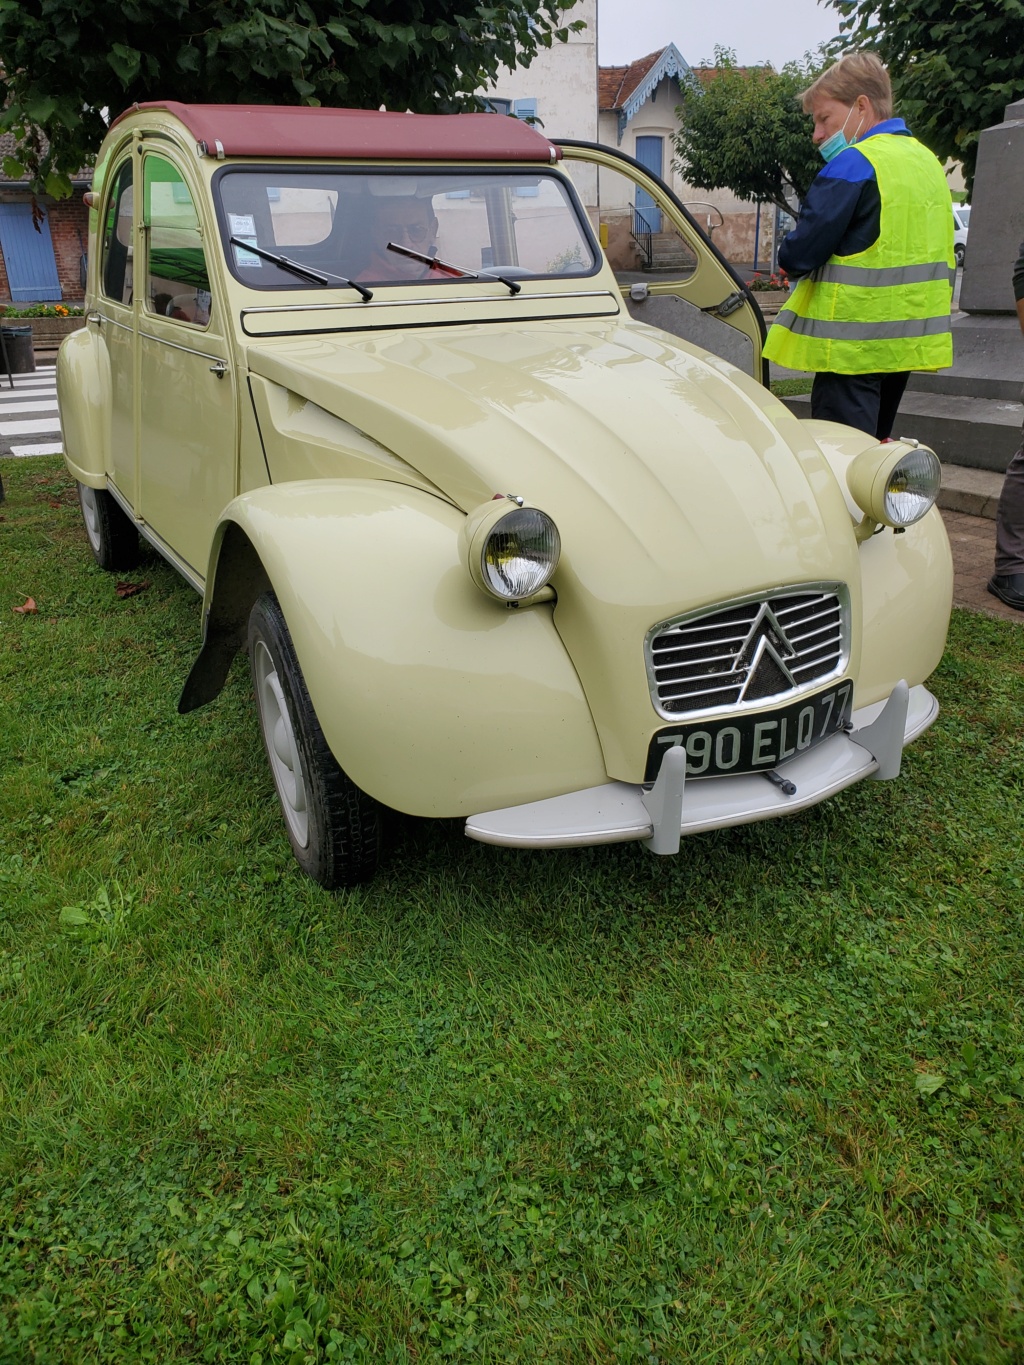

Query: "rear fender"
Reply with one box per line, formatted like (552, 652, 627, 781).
(57, 325, 111, 487)
(181, 479, 607, 817)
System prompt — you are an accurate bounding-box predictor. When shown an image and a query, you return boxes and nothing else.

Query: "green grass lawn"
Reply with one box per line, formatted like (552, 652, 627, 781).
(2, 458, 1023, 1363)
(769, 379, 813, 398)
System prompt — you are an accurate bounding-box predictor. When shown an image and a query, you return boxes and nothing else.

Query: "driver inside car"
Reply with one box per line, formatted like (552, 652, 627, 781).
(352, 194, 448, 282)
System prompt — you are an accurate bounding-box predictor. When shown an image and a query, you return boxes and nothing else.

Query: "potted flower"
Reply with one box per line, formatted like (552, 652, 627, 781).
(744, 272, 791, 316)
(0, 303, 86, 348)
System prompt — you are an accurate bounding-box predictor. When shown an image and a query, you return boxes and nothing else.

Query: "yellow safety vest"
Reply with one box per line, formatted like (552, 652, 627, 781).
(763, 133, 954, 374)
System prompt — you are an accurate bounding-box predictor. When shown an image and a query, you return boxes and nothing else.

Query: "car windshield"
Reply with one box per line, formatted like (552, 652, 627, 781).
(215, 168, 597, 290)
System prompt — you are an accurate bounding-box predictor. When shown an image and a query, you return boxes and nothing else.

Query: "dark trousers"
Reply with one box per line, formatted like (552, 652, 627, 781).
(995, 425, 1024, 575)
(810, 371, 911, 440)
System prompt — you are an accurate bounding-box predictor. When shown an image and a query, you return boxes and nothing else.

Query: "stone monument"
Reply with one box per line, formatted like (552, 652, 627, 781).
(959, 98, 1024, 314)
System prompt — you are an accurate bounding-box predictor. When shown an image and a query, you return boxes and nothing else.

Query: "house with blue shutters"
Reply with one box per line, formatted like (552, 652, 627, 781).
(485, 23, 765, 270)
(0, 135, 90, 305)
(597, 45, 760, 268)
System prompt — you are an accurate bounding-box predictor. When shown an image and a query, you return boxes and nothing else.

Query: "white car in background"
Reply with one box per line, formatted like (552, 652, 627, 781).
(953, 204, 970, 268)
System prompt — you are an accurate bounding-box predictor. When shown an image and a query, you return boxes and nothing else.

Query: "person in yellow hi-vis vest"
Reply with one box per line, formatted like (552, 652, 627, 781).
(763, 53, 954, 439)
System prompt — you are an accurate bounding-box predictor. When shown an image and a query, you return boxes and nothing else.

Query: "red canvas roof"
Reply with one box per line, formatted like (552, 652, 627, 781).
(110, 102, 561, 162)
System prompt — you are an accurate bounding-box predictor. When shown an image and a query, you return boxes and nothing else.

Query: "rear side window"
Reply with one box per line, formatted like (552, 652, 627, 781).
(100, 160, 134, 306)
(144, 156, 212, 327)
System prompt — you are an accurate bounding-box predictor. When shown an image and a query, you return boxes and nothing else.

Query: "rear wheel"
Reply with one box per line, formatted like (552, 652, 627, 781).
(954, 243, 965, 268)
(249, 592, 381, 888)
(77, 482, 140, 571)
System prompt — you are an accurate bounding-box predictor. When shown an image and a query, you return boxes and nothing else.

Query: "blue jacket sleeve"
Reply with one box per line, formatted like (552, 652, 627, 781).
(778, 147, 879, 279)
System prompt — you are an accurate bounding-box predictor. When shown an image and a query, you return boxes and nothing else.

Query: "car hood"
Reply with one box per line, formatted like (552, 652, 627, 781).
(246, 319, 864, 778)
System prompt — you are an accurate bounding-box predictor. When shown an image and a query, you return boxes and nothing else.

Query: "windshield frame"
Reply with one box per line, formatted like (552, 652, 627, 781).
(211, 163, 602, 292)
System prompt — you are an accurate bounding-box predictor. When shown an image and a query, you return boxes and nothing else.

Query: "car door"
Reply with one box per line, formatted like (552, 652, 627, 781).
(136, 149, 236, 586)
(557, 140, 766, 384)
(91, 154, 138, 509)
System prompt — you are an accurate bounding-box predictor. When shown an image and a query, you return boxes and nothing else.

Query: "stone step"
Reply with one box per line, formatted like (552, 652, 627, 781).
(781, 389, 1020, 473)
(906, 371, 1021, 402)
(937, 463, 1004, 519)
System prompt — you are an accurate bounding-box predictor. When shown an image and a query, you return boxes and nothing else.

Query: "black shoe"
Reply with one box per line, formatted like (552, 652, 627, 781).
(987, 574, 1024, 611)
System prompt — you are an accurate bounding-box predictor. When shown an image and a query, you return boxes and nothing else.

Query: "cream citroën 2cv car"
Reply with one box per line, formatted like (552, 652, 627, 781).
(58, 103, 953, 887)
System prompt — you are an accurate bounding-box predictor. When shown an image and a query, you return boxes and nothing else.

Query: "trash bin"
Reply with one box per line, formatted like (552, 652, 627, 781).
(0, 325, 35, 374)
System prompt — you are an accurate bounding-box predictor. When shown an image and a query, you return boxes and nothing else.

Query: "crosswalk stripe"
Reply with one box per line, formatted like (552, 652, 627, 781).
(10, 441, 63, 456)
(0, 398, 59, 413)
(0, 417, 63, 435)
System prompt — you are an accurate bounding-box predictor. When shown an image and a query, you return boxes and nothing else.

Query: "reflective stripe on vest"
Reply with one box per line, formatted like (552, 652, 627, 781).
(762, 134, 954, 375)
(813, 261, 955, 288)
(771, 311, 952, 341)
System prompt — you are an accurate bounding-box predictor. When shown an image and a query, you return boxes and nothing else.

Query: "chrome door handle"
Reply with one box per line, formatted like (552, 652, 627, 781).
(86, 311, 103, 326)
(209, 359, 229, 378)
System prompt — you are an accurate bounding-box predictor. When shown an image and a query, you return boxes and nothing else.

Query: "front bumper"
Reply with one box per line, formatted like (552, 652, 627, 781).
(465, 682, 937, 850)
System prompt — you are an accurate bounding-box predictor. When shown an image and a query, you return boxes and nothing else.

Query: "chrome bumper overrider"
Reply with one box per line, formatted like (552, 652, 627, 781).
(465, 682, 937, 851)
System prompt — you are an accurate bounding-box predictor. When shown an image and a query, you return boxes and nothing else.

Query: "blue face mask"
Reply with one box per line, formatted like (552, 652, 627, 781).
(818, 106, 863, 163)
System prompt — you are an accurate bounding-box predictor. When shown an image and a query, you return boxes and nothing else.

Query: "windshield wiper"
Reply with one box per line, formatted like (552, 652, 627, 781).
(229, 237, 373, 301)
(386, 242, 522, 296)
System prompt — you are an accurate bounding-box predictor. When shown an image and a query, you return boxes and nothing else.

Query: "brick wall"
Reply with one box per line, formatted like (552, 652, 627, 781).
(48, 198, 89, 301)
(0, 192, 90, 304)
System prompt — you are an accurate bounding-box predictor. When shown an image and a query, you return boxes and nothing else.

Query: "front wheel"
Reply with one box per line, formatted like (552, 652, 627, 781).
(248, 592, 382, 888)
(77, 481, 140, 571)
(954, 243, 965, 268)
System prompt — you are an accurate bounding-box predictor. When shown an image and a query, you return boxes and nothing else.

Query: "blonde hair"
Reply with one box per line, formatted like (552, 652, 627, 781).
(801, 53, 894, 121)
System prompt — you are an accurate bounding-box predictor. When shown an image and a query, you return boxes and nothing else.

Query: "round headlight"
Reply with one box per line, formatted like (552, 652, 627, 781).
(462, 500, 561, 602)
(882, 447, 941, 526)
(847, 440, 941, 530)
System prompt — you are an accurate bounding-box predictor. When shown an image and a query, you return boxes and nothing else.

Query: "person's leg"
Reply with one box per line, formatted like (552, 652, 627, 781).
(875, 371, 910, 441)
(810, 372, 881, 437)
(989, 427, 1024, 610)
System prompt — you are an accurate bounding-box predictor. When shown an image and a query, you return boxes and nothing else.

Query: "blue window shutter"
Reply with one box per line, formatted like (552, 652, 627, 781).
(0, 202, 62, 301)
(514, 99, 538, 123)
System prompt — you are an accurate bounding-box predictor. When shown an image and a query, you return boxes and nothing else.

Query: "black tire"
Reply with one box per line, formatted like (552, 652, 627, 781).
(77, 481, 140, 571)
(955, 243, 965, 268)
(248, 591, 382, 888)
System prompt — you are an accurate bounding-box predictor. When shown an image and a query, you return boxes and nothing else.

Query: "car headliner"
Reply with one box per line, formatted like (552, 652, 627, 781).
(109, 101, 562, 163)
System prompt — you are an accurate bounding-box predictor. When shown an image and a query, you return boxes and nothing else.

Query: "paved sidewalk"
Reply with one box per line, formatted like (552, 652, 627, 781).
(942, 508, 1023, 623)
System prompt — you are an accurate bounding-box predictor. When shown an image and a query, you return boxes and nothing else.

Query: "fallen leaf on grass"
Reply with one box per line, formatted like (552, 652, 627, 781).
(115, 580, 150, 599)
(46, 497, 61, 509)
(915, 1072, 946, 1097)
(12, 596, 37, 614)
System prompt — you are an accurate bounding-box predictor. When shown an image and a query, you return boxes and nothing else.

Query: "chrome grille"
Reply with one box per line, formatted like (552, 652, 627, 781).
(646, 587, 848, 718)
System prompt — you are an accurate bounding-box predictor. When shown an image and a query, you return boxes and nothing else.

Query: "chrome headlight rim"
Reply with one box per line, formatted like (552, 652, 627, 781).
(847, 439, 941, 530)
(461, 497, 561, 603)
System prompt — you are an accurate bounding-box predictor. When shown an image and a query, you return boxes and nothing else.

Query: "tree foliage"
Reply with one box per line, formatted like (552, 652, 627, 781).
(0, 0, 582, 197)
(672, 49, 827, 217)
(825, 0, 1024, 194)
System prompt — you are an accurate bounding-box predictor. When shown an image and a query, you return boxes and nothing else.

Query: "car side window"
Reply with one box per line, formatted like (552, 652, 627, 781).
(144, 155, 212, 327)
(100, 160, 134, 306)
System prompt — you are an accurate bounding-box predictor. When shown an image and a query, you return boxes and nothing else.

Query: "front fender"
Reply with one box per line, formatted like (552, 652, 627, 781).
(57, 325, 111, 487)
(186, 479, 608, 818)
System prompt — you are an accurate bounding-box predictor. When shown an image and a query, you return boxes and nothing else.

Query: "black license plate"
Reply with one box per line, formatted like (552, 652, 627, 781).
(645, 679, 854, 782)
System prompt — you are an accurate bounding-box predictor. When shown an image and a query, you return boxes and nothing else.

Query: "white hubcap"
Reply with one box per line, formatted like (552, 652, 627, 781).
(79, 484, 102, 553)
(253, 639, 309, 847)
